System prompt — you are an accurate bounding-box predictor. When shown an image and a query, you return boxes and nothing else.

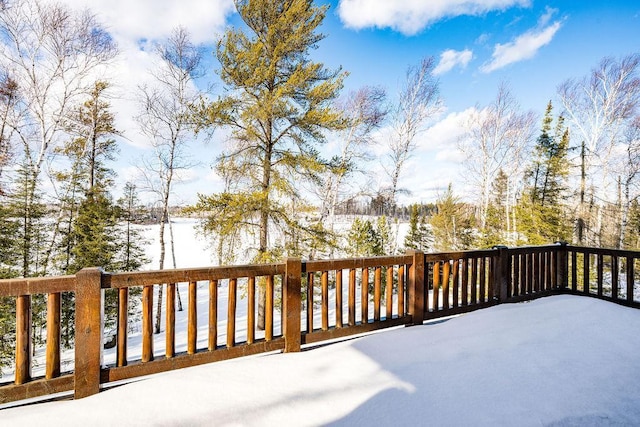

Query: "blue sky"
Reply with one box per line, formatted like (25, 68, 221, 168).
(48, 0, 640, 205)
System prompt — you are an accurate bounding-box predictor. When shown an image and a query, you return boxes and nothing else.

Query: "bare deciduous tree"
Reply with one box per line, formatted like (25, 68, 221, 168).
(558, 54, 640, 245)
(0, 0, 117, 276)
(460, 82, 536, 235)
(315, 85, 387, 256)
(135, 27, 202, 334)
(385, 57, 442, 214)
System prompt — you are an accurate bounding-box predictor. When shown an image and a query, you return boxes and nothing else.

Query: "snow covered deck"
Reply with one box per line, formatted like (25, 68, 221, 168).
(3, 294, 640, 426)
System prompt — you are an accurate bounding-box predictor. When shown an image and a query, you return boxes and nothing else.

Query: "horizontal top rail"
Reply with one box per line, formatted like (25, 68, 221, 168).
(566, 245, 640, 258)
(104, 263, 286, 288)
(0, 275, 76, 297)
(304, 255, 412, 272)
(425, 249, 496, 261)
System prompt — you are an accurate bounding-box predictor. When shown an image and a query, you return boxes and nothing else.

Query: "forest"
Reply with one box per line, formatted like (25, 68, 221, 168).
(0, 0, 639, 373)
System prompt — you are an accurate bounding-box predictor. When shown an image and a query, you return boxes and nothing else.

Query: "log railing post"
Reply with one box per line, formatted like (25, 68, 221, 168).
(283, 258, 301, 352)
(492, 246, 510, 302)
(75, 268, 104, 399)
(15, 294, 31, 385)
(406, 250, 424, 326)
(555, 242, 569, 290)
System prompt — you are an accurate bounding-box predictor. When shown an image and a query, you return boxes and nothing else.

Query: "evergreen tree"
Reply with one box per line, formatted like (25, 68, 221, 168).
(346, 218, 383, 257)
(404, 204, 434, 252)
(116, 182, 149, 272)
(8, 160, 48, 277)
(480, 169, 509, 247)
(519, 101, 572, 244)
(430, 184, 475, 251)
(194, 0, 346, 328)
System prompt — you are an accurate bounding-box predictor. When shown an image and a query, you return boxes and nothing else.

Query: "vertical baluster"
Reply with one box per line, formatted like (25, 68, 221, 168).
(280, 275, 285, 337)
(452, 260, 459, 308)
(543, 252, 550, 291)
(471, 258, 478, 305)
(433, 261, 440, 311)
(443, 261, 450, 310)
(512, 256, 520, 298)
(519, 255, 526, 297)
(348, 269, 356, 326)
(611, 256, 619, 299)
(166, 283, 176, 358)
(321, 271, 329, 331)
(549, 251, 557, 290)
(374, 267, 381, 321)
(461, 259, 468, 306)
(597, 254, 604, 296)
(188, 281, 197, 354)
(627, 257, 634, 303)
(306, 273, 314, 332)
(583, 252, 590, 294)
(531, 254, 540, 292)
(46, 292, 61, 378)
(209, 279, 218, 351)
(266, 275, 274, 340)
(361, 268, 369, 324)
(247, 277, 255, 344)
(571, 251, 578, 292)
(479, 258, 486, 303)
(398, 265, 405, 317)
(142, 285, 153, 362)
(386, 266, 394, 320)
(116, 288, 128, 367)
(227, 278, 237, 348)
(336, 269, 343, 328)
(15, 294, 31, 385)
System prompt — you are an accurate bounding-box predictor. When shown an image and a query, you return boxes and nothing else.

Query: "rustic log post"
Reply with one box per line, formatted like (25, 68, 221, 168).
(283, 258, 301, 353)
(15, 294, 31, 385)
(555, 242, 569, 290)
(492, 246, 510, 302)
(406, 250, 424, 326)
(75, 268, 104, 399)
(46, 292, 61, 379)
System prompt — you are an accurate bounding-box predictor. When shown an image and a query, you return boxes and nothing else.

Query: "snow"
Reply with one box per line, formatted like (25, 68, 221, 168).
(3, 294, 640, 426)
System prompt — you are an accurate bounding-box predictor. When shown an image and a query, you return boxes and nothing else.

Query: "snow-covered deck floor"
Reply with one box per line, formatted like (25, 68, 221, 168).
(3, 294, 640, 426)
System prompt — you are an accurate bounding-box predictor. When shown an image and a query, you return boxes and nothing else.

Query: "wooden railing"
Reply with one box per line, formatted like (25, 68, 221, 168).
(1, 243, 639, 406)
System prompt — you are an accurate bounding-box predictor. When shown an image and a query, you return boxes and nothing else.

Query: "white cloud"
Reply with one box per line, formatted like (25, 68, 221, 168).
(433, 49, 474, 75)
(49, 0, 234, 44)
(337, 0, 530, 35)
(481, 19, 562, 73)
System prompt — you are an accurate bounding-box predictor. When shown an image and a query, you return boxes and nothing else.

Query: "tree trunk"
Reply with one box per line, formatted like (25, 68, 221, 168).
(168, 217, 183, 311)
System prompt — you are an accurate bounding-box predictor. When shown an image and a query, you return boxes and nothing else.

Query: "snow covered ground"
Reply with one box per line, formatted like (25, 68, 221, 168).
(3, 294, 640, 426)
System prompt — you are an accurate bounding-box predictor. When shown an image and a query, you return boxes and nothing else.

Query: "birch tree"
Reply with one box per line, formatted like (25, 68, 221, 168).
(135, 27, 202, 333)
(558, 54, 640, 245)
(460, 83, 536, 238)
(315, 86, 386, 253)
(385, 57, 442, 214)
(0, 0, 117, 276)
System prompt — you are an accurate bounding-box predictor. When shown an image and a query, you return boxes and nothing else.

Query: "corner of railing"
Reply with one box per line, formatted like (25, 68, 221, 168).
(405, 250, 425, 326)
(74, 267, 105, 399)
(283, 258, 302, 352)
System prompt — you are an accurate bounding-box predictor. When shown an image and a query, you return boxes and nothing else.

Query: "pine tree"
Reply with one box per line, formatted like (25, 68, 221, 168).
(194, 0, 346, 329)
(116, 182, 149, 272)
(480, 169, 509, 247)
(346, 218, 383, 257)
(404, 204, 422, 250)
(430, 184, 475, 251)
(404, 204, 434, 252)
(519, 101, 571, 244)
